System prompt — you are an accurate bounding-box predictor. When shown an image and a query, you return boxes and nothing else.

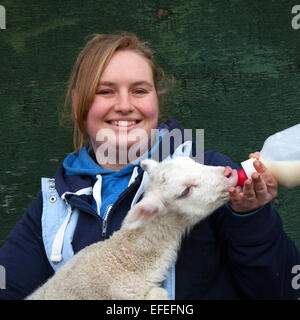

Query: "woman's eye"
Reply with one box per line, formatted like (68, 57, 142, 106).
(97, 90, 112, 95)
(134, 89, 147, 95)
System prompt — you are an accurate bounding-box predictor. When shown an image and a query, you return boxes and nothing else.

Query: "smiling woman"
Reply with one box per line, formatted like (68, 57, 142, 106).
(85, 50, 159, 170)
(62, 33, 166, 155)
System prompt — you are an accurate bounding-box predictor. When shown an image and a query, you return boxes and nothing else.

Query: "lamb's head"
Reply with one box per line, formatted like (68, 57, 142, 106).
(122, 157, 238, 230)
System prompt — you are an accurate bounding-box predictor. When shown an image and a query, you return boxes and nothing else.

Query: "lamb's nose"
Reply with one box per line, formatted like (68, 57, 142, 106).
(224, 166, 233, 178)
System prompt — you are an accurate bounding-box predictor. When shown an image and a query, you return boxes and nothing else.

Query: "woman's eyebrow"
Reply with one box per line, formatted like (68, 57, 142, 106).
(98, 81, 115, 87)
(131, 81, 153, 88)
(98, 80, 153, 88)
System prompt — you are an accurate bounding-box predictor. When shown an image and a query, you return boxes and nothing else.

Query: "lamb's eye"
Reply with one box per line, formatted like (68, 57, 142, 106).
(178, 186, 191, 199)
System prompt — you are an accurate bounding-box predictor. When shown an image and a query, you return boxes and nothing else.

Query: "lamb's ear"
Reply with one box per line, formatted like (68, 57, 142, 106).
(141, 159, 158, 175)
(122, 193, 166, 230)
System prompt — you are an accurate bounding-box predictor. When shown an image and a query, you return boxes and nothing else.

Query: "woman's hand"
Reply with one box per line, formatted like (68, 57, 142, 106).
(228, 154, 278, 213)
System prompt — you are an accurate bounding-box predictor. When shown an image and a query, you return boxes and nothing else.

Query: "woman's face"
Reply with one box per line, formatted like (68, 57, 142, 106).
(85, 50, 159, 167)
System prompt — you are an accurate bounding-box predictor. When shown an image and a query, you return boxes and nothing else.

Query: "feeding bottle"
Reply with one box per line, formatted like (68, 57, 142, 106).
(236, 123, 300, 188)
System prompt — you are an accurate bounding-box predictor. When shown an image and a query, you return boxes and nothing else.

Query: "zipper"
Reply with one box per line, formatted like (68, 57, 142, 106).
(101, 175, 142, 239)
(68, 170, 143, 239)
(102, 205, 113, 238)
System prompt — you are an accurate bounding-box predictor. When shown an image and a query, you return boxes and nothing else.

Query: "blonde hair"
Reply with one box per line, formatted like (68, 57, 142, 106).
(61, 32, 168, 152)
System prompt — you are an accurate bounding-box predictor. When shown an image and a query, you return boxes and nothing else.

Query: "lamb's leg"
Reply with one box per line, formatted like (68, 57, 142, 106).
(145, 287, 169, 300)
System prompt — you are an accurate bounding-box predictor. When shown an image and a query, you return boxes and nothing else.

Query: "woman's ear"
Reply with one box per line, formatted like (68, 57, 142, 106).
(72, 90, 77, 120)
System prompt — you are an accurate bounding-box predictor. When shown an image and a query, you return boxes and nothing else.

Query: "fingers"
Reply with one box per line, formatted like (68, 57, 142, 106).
(229, 174, 271, 212)
(229, 186, 241, 200)
(251, 172, 268, 200)
(249, 152, 260, 160)
(253, 160, 278, 194)
(243, 172, 275, 203)
(229, 180, 256, 210)
(253, 160, 266, 174)
(229, 156, 279, 213)
(243, 179, 256, 200)
(228, 187, 243, 208)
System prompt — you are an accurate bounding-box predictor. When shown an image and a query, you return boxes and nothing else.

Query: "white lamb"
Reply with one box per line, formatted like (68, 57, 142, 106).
(26, 156, 238, 300)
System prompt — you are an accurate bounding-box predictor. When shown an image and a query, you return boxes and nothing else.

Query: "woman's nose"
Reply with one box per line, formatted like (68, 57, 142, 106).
(114, 93, 134, 113)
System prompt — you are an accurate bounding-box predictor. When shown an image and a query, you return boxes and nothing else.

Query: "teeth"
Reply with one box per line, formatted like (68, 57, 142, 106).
(111, 121, 137, 127)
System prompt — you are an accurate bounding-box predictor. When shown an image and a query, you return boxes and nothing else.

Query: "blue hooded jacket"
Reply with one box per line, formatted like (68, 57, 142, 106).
(0, 119, 299, 300)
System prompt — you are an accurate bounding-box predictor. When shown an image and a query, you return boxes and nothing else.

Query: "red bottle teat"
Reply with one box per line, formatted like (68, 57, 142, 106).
(236, 169, 248, 187)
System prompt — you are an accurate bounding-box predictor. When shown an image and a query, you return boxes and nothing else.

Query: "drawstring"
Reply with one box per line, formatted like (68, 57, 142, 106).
(130, 170, 149, 209)
(128, 166, 139, 186)
(50, 201, 72, 264)
(93, 174, 102, 216)
(50, 187, 93, 264)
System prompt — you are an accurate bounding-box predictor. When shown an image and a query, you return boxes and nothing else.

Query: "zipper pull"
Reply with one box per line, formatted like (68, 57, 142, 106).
(102, 219, 107, 238)
(102, 205, 112, 238)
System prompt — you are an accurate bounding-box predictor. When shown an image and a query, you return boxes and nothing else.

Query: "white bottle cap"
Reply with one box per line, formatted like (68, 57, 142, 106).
(241, 158, 257, 179)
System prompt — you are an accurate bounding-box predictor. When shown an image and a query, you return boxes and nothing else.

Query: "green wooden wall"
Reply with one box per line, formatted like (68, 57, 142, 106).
(0, 0, 299, 248)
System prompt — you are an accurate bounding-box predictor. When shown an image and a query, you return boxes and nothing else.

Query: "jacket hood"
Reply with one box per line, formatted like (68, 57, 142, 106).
(63, 146, 102, 176)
